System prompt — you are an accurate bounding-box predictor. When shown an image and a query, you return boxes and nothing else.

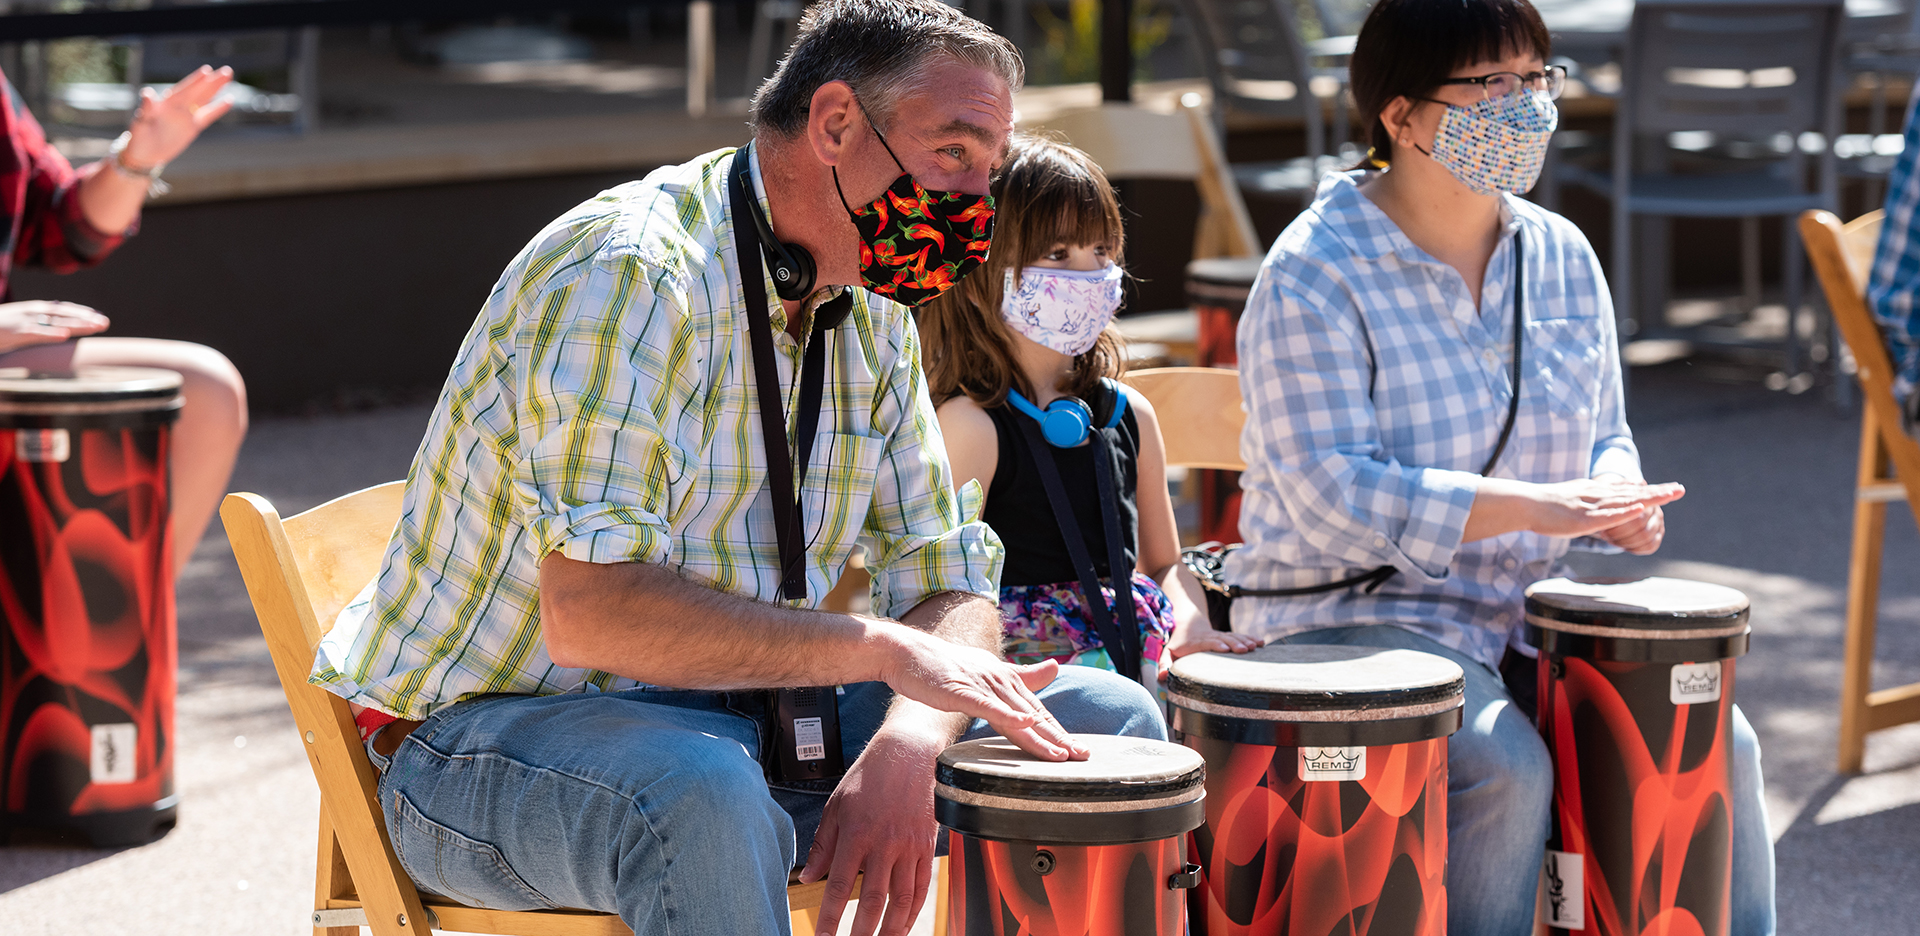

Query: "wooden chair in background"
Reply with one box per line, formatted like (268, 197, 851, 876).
(1122, 367, 1247, 474)
(1124, 366, 1247, 548)
(221, 483, 893, 935)
(1801, 208, 1920, 773)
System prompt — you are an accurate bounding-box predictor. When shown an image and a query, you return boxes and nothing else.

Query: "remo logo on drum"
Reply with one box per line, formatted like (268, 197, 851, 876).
(1298, 746, 1366, 781)
(1670, 661, 1723, 705)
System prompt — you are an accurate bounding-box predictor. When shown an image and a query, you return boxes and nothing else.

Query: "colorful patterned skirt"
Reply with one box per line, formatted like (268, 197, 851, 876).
(999, 571, 1175, 690)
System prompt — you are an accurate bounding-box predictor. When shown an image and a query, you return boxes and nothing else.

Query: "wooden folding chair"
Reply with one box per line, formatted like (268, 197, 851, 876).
(221, 483, 906, 935)
(1122, 367, 1247, 473)
(1800, 209, 1920, 773)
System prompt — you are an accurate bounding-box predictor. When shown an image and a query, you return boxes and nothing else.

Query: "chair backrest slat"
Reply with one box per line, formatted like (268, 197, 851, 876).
(1627, 1, 1844, 136)
(1124, 367, 1248, 471)
(1177, 0, 1324, 131)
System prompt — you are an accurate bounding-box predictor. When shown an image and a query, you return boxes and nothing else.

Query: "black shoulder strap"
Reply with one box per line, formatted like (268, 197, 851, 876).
(729, 145, 850, 601)
(1017, 415, 1143, 683)
(1232, 231, 1526, 601)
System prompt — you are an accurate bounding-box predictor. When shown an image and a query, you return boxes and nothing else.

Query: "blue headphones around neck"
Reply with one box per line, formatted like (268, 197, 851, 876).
(1006, 380, 1128, 448)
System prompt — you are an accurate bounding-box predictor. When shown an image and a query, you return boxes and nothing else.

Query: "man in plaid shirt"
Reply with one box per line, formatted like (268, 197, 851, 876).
(311, 2, 1163, 934)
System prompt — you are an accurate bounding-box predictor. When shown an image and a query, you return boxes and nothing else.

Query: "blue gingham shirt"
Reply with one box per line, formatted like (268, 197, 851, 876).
(1868, 84, 1920, 400)
(1224, 171, 1640, 668)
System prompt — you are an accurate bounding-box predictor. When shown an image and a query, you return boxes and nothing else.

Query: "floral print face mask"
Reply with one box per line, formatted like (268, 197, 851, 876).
(1418, 89, 1558, 195)
(833, 120, 995, 307)
(1000, 262, 1126, 356)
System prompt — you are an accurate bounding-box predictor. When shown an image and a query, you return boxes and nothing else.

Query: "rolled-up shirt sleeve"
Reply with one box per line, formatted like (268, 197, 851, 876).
(512, 254, 692, 566)
(862, 316, 1003, 617)
(1240, 263, 1479, 585)
(5, 76, 129, 273)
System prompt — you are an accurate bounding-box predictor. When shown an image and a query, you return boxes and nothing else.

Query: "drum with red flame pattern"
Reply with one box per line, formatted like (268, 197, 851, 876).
(0, 367, 181, 846)
(1168, 644, 1465, 936)
(937, 733, 1207, 935)
(1524, 576, 1751, 936)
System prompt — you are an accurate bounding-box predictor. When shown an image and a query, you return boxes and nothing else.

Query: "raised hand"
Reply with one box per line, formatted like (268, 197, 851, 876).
(0, 301, 109, 354)
(119, 66, 235, 171)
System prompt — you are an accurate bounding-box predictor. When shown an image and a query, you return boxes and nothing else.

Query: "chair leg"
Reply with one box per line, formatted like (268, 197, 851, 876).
(1839, 427, 1890, 774)
(315, 809, 358, 936)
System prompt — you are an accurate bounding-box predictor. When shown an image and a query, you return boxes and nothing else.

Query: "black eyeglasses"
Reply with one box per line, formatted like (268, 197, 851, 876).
(1436, 65, 1568, 102)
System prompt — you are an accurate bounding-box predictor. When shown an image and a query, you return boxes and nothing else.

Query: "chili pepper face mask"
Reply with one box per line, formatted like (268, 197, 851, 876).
(833, 120, 995, 307)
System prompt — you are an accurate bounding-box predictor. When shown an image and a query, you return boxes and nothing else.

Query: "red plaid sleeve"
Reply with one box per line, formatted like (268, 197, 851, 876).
(5, 76, 133, 275)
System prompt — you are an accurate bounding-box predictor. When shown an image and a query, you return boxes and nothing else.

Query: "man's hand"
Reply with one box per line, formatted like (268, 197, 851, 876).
(0, 301, 107, 354)
(799, 725, 945, 936)
(877, 629, 1084, 761)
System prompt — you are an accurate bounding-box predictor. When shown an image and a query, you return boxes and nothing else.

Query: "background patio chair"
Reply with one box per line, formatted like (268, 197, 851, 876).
(1556, 0, 1844, 389)
(1174, 0, 1336, 209)
(221, 483, 900, 936)
(1800, 208, 1920, 774)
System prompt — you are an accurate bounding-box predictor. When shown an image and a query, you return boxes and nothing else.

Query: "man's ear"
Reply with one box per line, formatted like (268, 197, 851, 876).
(808, 81, 859, 168)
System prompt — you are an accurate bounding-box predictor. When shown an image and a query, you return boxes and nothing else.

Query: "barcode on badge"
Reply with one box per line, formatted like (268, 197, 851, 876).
(793, 716, 826, 762)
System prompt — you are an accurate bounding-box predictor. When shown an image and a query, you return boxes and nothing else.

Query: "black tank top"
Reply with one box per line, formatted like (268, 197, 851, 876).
(983, 390, 1141, 588)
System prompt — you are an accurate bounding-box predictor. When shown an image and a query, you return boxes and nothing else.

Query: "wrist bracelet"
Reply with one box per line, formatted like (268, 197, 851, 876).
(106, 131, 170, 197)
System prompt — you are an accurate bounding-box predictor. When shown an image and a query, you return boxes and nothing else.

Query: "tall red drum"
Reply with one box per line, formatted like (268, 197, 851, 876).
(937, 733, 1207, 935)
(0, 366, 182, 846)
(1523, 576, 1751, 936)
(1168, 644, 1464, 936)
(1185, 256, 1262, 545)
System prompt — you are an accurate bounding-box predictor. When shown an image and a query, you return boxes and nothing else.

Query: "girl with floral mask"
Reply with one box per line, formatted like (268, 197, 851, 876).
(1223, 0, 1776, 933)
(918, 135, 1262, 696)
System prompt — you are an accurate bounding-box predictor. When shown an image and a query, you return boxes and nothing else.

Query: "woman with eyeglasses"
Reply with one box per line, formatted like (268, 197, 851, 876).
(1220, 0, 1776, 932)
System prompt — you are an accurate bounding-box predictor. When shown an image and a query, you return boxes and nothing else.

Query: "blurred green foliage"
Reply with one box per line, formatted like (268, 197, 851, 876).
(1030, 0, 1173, 85)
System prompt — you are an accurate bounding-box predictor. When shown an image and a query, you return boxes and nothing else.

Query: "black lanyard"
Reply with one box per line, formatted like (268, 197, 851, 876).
(1232, 232, 1526, 601)
(1017, 384, 1143, 683)
(729, 145, 852, 601)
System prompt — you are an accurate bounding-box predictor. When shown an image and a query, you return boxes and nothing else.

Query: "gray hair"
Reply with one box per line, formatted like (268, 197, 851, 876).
(749, 0, 1024, 139)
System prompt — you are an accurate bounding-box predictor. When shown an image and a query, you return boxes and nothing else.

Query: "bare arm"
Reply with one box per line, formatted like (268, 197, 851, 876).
(933, 395, 998, 494)
(539, 553, 1077, 754)
(1126, 388, 1263, 666)
(1461, 476, 1684, 543)
(75, 66, 233, 236)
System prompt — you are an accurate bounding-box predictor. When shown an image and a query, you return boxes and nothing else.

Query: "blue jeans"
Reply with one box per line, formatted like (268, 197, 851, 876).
(1275, 625, 1775, 936)
(365, 665, 1165, 936)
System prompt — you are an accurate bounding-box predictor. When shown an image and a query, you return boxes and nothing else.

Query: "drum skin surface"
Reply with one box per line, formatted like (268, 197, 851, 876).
(1186, 734, 1448, 936)
(1536, 656, 1736, 936)
(0, 368, 179, 845)
(948, 831, 1187, 936)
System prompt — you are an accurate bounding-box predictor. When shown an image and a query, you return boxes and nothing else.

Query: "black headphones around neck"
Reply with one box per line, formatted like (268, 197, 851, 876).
(732, 142, 817, 302)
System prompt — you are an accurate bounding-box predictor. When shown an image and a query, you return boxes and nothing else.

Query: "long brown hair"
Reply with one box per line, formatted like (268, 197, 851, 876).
(919, 132, 1128, 408)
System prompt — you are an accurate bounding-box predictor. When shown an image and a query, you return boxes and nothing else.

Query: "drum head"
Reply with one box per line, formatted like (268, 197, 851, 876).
(0, 366, 184, 426)
(1524, 576, 1750, 661)
(936, 735, 1205, 844)
(1525, 576, 1748, 629)
(1168, 643, 1464, 717)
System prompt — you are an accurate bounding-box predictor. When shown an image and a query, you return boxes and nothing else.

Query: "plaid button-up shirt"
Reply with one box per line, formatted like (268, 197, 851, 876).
(1869, 85, 1920, 400)
(313, 148, 1001, 719)
(1224, 171, 1639, 668)
(0, 73, 128, 295)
